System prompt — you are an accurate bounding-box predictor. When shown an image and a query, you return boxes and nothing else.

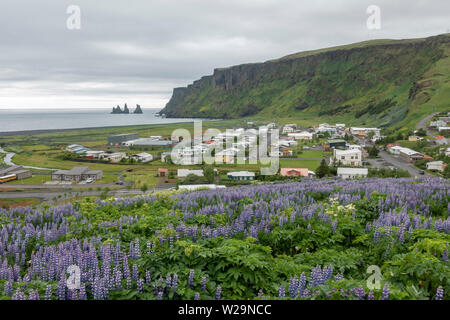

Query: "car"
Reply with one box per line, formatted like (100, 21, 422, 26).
(85, 178, 94, 183)
(115, 181, 124, 185)
(418, 170, 425, 175)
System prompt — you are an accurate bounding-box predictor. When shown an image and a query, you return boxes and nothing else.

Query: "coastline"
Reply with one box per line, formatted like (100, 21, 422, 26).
(0, 120, 196, 136)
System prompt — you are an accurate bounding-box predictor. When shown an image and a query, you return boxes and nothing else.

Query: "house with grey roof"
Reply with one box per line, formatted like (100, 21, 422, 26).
(52, 166, 103, 182)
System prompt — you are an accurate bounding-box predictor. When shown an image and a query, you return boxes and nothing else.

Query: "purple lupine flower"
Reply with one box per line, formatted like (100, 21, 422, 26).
(137, 278, 144, 294)
(79, 283, 87, 300)
(353, 286, 365, 300)
(194, 292, 200, 300)
(367, 290, 374, 300)
(44, 285, 52, 300)
(132, 264, 139, 281)
(381, 283, 389, 300)
(201, 276, 207, 293)
(215, 286, 222, 300)
(442, 250, 448, 262)
(156, 291, 163, 300)
(172, 274, 178, 293)
(188, 269, 195, 289)
(165, 275, 172, 289)
(257, 289, 263, 298)
(278, 285, 285, 299)
(3, 281, 13, 297)
(435, 286, 444, 300)
(12, 288, 26, 300)
(145, 270, 151, 284)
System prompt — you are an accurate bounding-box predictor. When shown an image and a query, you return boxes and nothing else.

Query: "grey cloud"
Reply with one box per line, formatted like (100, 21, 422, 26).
(0, 0, 448, 108)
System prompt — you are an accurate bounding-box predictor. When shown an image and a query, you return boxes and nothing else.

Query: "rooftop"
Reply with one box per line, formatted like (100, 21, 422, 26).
(337, 167, 368, 175)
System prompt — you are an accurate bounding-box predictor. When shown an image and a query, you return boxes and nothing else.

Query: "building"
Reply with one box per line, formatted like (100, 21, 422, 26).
(332, 149, 362, 166)
(389, 146, 405, 155)
(399, 148, 423, 162)
(445, 147, 450, 157)
(65, 144, 83, 152)
(435, 136, 448, 146)
(280, 168, 309, 177)
(336, 124, 346, 129)
(325, 139, 346, 149)
(179, 184, 226, 191)
(177, 169, 204, 179)
(107, 133, 139, 146)
(132, 152, 153, 163)
(161, 152, 172, 163)
(408, 135, 423, 142)
(51, 166, 103, 182)
(282, 126, 296, 134)
(158, 168, 168, 177)
(426, 161, 446, 172)
(85, 151, 106, 159)
(227, 171, 255, 181)
(0, 166, 32, 180)
(288, 131, 313, 140)
(347, 144, 363, 151)
(214, 148, 238, 164)
(350, 127, 381, 137)
(99, 152, 127, 163)
(438, 127, 450, 132)
(430, 120, 447, 127)
(337, 167, 368, 179)
(124, 138, 173, 148)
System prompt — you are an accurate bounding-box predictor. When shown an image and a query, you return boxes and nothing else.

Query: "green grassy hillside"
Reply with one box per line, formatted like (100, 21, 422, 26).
(160, 34, 450, 129)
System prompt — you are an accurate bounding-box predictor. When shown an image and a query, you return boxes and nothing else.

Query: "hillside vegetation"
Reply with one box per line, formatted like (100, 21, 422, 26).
(161, 34, 450, 130)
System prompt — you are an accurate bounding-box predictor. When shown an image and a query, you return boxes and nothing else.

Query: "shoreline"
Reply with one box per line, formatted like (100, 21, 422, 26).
(0, 120, 196, 136)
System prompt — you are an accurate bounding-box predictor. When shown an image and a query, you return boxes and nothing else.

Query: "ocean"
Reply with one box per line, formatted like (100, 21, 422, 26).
(0, 108, 194, 133)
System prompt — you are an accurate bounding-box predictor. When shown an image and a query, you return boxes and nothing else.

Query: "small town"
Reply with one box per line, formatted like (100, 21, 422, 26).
(1, 111, 449, 206)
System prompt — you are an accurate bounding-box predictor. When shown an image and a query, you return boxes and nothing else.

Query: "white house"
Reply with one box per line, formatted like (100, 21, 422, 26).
(426, 161, 446, 172)
(350, 127, 381, 138)
(332, 149, 362, 166)
(445, 147, 450, 157)
(179, 184, 226, 191)
(282, 126, 296, 134)
(438, 127, 450, 132)
(337, 167, 368, 179)
(177, 169, 204, 179)
(133, 152, 153, 163)
(347, 144, 362, 151)
(99, 152, 127, 162)
(430, 120, 447, 128)
(389, 146, 406, 155)
(227, 171, 255, 181)
(288, 131, 313, 140)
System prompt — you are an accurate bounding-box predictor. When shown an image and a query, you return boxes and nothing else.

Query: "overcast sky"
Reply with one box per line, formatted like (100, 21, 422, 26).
(0, 0, 448, 109)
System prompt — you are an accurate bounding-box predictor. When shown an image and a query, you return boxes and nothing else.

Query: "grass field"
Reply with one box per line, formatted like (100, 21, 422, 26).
(0, 198, 40, 209)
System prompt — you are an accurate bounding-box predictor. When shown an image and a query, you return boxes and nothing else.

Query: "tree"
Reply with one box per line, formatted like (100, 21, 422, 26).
(316, 159, 330, 178)
(141, 184, 148, 192)
(443, 164, 450, 179)
(417, 128, 427, 137)
(368, 145, 379, 158)
(204, 166, 215, 184)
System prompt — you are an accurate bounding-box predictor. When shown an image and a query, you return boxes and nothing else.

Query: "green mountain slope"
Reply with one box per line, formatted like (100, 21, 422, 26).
(161, 34, 450, 129)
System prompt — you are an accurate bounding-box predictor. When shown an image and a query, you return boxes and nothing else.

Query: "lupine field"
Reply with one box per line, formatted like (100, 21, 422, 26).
(0, 177, 449, 300)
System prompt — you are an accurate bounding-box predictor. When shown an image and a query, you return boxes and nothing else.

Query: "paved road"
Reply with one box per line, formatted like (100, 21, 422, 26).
(376, 150, 430, 177)
(416, 112, 439, 138)
(0, 147, 58, 170)
(0, 189, 155, 203)
(0, 182, 132, 190)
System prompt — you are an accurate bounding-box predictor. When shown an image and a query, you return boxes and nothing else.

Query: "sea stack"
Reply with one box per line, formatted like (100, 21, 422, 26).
(133, 104, 143, 114)
(111, 105, 123, 114)
(123, 103, 130, 114)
